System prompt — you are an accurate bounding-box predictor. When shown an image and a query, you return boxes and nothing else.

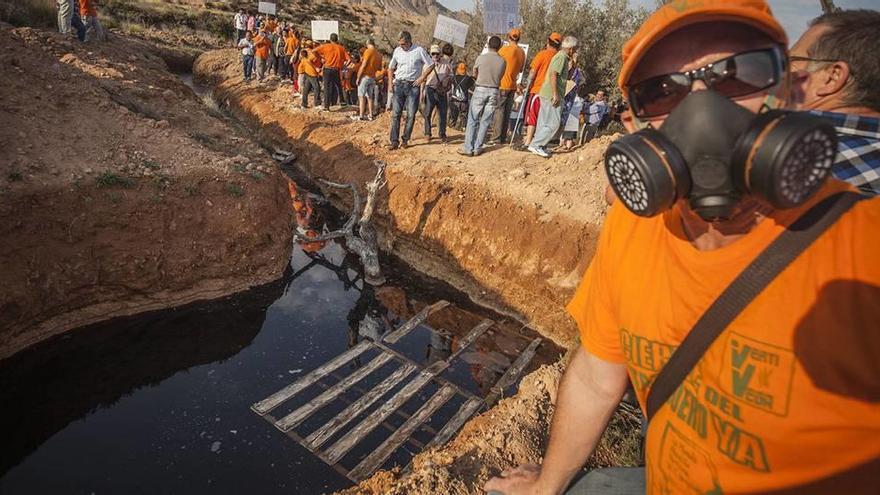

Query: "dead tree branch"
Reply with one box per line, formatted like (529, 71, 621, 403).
(294, 161, 388, 285)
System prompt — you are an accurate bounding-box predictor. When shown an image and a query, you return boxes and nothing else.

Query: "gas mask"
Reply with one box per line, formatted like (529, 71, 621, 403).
(604, 90, 838, 220)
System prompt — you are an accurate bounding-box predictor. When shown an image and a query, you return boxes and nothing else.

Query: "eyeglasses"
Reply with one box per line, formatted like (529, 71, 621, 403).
(431, 53, 440, 56)
(628, 46, 785, 119)
(789, 55, 839, 64)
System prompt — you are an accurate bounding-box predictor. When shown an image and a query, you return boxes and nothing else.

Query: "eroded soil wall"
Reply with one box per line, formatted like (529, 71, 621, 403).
(0, 28, 292, 359)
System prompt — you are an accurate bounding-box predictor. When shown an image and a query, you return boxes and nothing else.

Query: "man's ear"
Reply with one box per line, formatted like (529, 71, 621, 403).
(816, 61, 851, 98)
(621, 109, 637, 133)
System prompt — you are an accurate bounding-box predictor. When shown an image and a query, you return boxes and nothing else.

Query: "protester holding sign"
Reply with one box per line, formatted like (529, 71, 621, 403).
(387, 31, 433, 150)
(522, 33, 561, 146)
(459, 36, 506, 157)
(493, 28, 526, 144)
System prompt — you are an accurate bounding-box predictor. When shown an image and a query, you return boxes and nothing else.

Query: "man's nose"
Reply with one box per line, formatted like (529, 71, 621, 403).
(691, 80, 709, 92)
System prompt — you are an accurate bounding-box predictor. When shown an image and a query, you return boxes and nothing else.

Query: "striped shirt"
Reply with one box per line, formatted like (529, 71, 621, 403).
(812, 110, 880, 196)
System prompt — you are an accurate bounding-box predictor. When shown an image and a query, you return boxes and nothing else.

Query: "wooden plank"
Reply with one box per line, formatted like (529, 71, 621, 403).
(371, 339, 480, 401)
(485, 337, 542, 406)
(382, 300, 450, 343)
(323, 370, 435, 464)
(252, 340, 372, 415)
(348, 385, 456, 481)
(275, 353, 393, 432)
(425, 398, 483, 450)
(447, 319, 493, 361)
(306, 362, 418, 449)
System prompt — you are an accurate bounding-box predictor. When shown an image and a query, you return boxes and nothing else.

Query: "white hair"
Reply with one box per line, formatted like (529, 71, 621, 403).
(561, 36, 578, 49)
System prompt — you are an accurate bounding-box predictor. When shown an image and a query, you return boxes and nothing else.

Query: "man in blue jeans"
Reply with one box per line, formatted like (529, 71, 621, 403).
(459, 36, 506, 157)
(387, 31, 432, 150)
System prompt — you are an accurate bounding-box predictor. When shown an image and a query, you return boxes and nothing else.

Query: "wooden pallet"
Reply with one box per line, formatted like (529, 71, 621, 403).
(252, 300, 541, 482)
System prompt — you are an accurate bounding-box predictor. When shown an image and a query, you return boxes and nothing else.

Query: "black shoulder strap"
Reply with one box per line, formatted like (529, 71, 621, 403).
(645, 191, 863, 421)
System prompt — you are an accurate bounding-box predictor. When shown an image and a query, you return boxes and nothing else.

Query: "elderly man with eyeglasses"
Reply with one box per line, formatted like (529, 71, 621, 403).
(484, 1, 880, 494)
(790, 9, 880, 196)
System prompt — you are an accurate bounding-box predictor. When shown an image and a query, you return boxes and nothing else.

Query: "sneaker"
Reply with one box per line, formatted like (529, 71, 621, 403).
(366, 115, 374, 122)
(349, 115, 362, 121)
(386, 143, 399, 150)
(457, 149, 473, 157)
(528, 145, 550, 158)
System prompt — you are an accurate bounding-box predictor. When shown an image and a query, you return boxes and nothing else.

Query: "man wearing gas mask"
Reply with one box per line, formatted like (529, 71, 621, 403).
(485, 1, 880, 495)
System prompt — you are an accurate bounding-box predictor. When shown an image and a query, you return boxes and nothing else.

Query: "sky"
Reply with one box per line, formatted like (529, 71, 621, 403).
(437, 0, 879, 43)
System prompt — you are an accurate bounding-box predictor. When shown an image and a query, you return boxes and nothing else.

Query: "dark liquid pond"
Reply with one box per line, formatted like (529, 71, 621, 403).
(0, 236, 557, 494)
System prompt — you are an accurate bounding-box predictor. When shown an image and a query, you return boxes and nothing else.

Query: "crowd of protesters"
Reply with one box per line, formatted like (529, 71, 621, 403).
(229, 9, 619, 157)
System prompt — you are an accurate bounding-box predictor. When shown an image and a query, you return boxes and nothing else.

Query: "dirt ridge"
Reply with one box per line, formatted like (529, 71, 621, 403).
(0, 27, 292, 359)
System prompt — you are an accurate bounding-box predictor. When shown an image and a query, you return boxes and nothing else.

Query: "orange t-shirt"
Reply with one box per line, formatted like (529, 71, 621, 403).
(285, 35, 299, 56)
(298, 58, 318, 77)
(528, 47, 557, 94)
(567, 182, 880, 494)
(498, 43, 525, 91)
(360, 47, 382, 79)
(254, 34, 271, 59)
(264, 20, 277, 33)
(315, 43, 350, 70)
(80, 0, 96, 16)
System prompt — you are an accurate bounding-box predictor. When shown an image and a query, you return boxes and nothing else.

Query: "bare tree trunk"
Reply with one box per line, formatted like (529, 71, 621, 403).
(294, 161, 388, 286)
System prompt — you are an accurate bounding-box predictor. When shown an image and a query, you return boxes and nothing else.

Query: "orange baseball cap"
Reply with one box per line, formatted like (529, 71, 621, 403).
(456, 63, 467, 75)
(618, 0, 786, 93)
(509, 28, 521, 40)
(549, 32, 562, 44)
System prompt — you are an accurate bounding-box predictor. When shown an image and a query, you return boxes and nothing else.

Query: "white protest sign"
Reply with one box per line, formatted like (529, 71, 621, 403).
(433, 14, 469, 48)
(258, 2, 276, 15)
(483, 0, 520, 34)
(311, 20, 339, 41)
(481, 38, 529, 83)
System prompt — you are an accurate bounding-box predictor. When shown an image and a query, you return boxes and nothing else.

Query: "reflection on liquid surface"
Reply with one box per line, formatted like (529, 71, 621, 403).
(0, 189, 556, 494)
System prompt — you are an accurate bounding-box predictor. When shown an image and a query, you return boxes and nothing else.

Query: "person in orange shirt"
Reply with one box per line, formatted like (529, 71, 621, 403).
(314, 33, 351, 111)
(297, 49, 322, 109)
(354, 39, 383, 120)
(285, 29, 300, 83)
(253, 28, 272, 82)
(79, 0, 106, 42)
(521, 33, 561, 146)
(493, 28, 526, 144)
(485, 1, 880, 494)
(263, 15, 277, 34)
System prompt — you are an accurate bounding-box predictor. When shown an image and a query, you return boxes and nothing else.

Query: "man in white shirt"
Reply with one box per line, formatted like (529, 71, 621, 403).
(387, 31, 432, 150)
(233, 9, 247, 42)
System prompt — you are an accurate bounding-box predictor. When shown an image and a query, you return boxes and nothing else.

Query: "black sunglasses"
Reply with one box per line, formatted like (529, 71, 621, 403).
(628, 46, 785, 119)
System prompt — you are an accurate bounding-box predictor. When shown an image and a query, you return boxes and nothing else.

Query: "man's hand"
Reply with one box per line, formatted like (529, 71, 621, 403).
(484, 464, 543, 495)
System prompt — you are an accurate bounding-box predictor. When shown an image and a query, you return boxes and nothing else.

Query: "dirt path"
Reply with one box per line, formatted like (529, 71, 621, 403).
(195, 49, 614, 347)
(0, 27, 292, 359)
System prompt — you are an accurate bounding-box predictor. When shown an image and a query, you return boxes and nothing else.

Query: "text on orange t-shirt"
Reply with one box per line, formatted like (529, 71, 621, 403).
(567, 182, 880, 494)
